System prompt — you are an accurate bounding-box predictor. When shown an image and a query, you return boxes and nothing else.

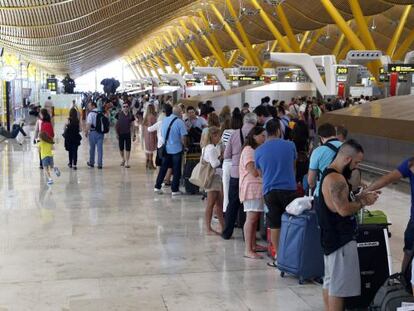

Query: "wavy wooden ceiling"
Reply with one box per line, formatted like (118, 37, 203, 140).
(0, 0, 413, 77)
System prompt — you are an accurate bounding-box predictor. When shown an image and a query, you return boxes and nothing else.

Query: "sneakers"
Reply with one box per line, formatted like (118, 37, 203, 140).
(171, 191, 183, 197)
(154, 188, 163, 194)
(47, 178, 53, 185)
(54, 167, 61, 177)
(162, 181, 171, 188)
(87, 162, 94, 168)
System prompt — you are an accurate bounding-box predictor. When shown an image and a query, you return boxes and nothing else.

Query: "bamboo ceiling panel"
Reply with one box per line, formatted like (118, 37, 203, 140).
(1, 0, 414, 76)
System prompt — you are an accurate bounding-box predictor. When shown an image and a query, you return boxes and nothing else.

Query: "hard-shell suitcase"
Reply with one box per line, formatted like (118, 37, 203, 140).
(346, 224, 392, 309)
(277, 210, 324, 284)
(370, 273, 414, 311)
(184, 153, 201, 194)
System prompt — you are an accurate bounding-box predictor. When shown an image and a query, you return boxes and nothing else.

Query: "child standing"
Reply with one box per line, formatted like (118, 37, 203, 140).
(38, 131, 60, 185)
(239, 126, 267, 259)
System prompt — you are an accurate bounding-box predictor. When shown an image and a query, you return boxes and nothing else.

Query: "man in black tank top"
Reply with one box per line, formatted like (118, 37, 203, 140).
(319, 140, 380, 311)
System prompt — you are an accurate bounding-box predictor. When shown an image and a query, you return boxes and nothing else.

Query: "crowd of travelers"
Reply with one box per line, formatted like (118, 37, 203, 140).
(26, 90, 414, 310)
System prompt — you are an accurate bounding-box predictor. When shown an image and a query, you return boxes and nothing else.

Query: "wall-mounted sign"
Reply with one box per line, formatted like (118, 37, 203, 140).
(229, 75, 277, 82)
(336, 75, 348, 82)
(336, 67, 349, 75)
(387, 64, 414, 73)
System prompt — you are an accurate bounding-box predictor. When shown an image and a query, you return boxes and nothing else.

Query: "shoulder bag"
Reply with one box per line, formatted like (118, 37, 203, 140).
(159, 117, 178, 158)
(189, 148, 215, 189)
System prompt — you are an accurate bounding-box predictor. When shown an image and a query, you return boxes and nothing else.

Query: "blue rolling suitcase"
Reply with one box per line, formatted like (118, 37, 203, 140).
(277, 210, 324, 284)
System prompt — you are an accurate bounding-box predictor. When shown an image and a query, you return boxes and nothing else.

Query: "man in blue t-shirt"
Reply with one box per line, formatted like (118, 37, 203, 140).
(367, 157, 414, 273)
(255, 119, 297, 265)
(308, 123, 343, 197)
(154, 106, 187, 196)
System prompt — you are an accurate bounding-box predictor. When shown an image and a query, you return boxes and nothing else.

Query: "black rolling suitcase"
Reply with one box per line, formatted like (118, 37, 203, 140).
(184, 152, 201, 194)
(346, 224, 392, 310)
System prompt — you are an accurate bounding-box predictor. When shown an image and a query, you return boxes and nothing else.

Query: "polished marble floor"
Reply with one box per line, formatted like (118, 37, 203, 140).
(0, 119, 411, 310)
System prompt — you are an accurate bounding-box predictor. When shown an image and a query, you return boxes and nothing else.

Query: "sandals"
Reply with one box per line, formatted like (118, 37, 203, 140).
(254, 245, 267, 253)
(244, 253, 264, 260)
(267, 259, 278, 268)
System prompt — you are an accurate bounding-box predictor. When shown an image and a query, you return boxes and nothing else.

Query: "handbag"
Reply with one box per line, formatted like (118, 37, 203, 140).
(159, 117, 178, 158)
(189, 149, 215, 189)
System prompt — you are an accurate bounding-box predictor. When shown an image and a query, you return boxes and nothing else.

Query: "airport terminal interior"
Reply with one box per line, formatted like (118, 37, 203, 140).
(1, 0, 414, 310)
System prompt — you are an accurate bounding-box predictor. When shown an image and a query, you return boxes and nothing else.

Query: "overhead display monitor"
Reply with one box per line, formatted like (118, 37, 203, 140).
(229, 75, 277, 82)
(336, 67, 349, 75)
(47, 78, 58, 91)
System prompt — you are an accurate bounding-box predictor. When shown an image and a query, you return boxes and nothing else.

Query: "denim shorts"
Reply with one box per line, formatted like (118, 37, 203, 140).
(41, 156, 54, 168)
(404, 218, 414, 251)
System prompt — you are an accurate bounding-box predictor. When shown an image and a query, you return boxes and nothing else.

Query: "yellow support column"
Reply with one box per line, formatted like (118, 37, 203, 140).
(249, 0, 293, 52)
(163, 52, 180, 74)
(270, 40, 279, 52)
(142, 60, 154, 78)
(393, 29, 414, 61)
(198, 11, 229, 67)
(304, 28, 325, 53)
(337, 40, 353, 60)
(348, 0, 376, 50)
(179, 21, 207, 67)
(228, 50, 241, 67)
(147, 59, 163, 81)
(333, 34, 346, 58)
(138, 62, 151, 77)
(387, 5, 412, 58)
(189, 17, 227, 67)
(299, 32, 310, 51)
(147, 47, 167, 74)
(126, 57, 142, 79)
(154, 56, 167, 74)
(320, 0, 365, 50)
(134, 64, 145, 79)
(224, 0, 263, 70)
(176, 27, 206, 67)
(210, 4, 257, 66)
(153, 39, 180, 74)
(163, 35, 191, 73)
(276, 5, 300, 52)
(263, 41, 278, 67)
(132, 57, 146, 78)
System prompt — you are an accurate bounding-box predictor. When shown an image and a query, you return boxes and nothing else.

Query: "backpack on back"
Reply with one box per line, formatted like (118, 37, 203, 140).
(316, 141, 339, 180)
(94, 111, 110, 134)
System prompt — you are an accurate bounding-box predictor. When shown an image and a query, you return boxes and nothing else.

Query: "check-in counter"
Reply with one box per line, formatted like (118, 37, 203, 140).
(318, 95, 414, 171)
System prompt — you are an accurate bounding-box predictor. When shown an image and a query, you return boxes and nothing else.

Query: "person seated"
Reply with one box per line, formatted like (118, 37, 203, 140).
(0, 121, 27, 139)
